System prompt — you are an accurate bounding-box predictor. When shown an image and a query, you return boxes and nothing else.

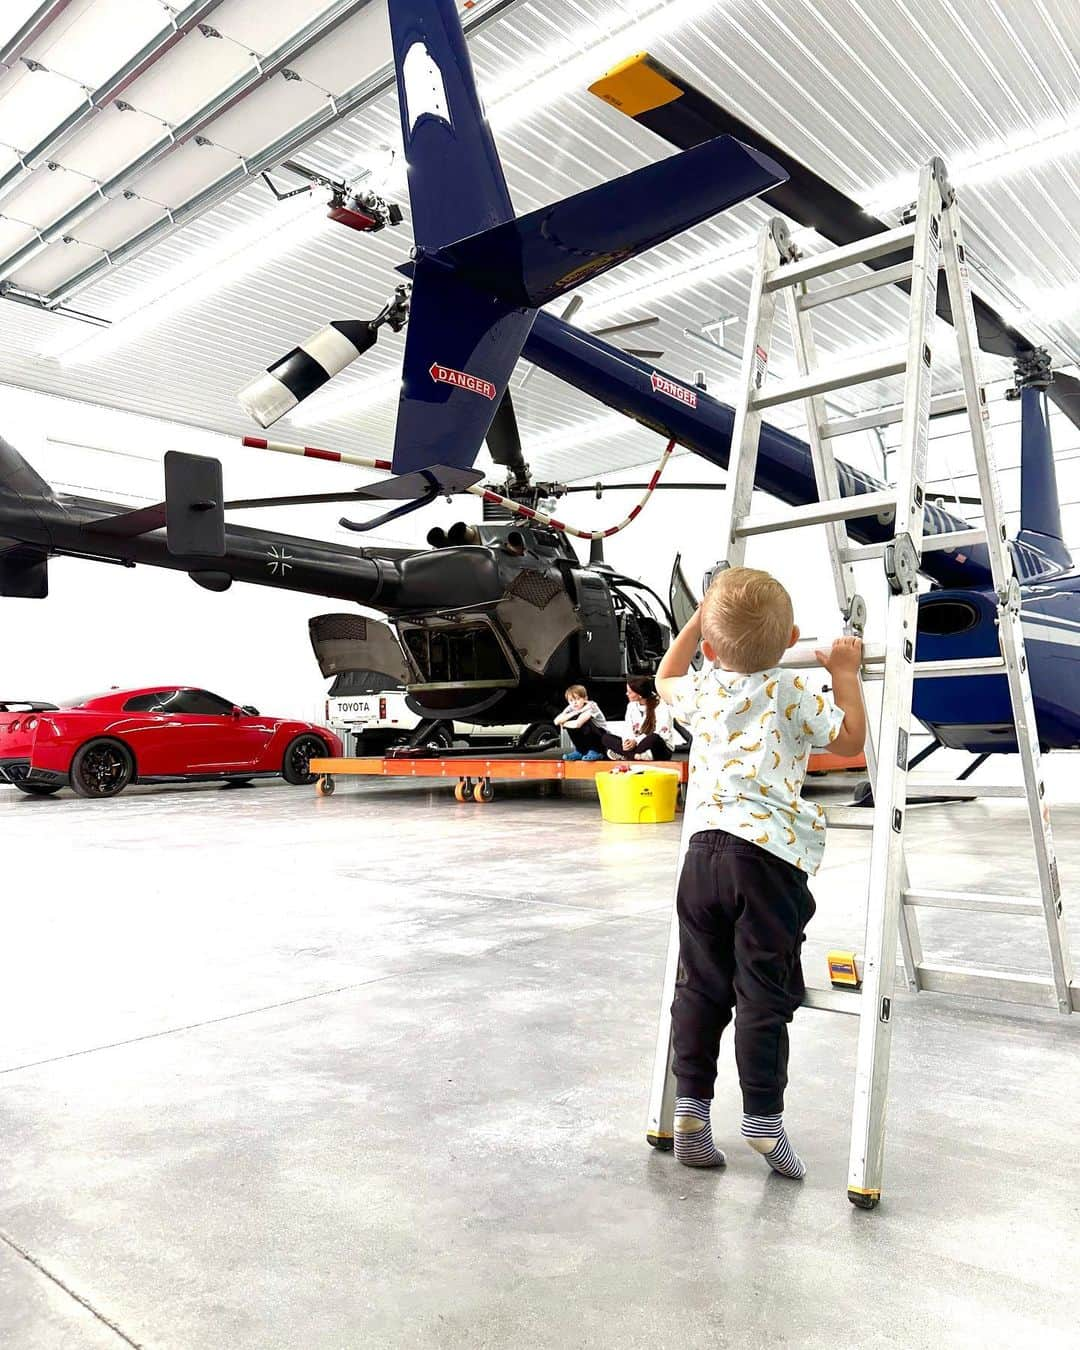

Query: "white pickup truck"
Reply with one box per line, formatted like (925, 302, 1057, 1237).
(322, 670, 557, 755)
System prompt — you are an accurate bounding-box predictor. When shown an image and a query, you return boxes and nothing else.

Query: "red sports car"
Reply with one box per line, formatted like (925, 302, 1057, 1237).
(0, 687, 342, 799)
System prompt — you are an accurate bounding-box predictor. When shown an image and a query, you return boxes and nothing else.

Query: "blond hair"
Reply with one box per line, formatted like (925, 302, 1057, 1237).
(701, 567, 794, 673)
(565, 684, 588, 700)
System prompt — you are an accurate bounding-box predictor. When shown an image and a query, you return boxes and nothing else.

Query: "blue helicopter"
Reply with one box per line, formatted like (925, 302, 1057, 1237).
(2, 0, 1077, 763)
(239, 1, 1079, 760)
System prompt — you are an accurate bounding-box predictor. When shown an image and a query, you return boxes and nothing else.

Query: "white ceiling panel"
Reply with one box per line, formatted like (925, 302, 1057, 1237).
(26, 0, 167, 89)
(2, 160, 93, 225)
(204, 75, 335, 157)
(209, 0, 341, 54)
(10, 234, 102, 294)
(128, 140, 238, 209)
(0, 66, 85, 148)
(0, 216, 34, 254)
(287, 5, 393, 93)
(56, 104, 170, 182)
(76, 193, 166, 252)
(118, 28, 260, 125)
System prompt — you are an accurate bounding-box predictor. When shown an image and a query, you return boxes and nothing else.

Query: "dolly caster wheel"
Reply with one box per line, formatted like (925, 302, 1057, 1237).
(316, 776, 335, 797)
(473, 779, 494, 803)
(454, 779, 471, 802)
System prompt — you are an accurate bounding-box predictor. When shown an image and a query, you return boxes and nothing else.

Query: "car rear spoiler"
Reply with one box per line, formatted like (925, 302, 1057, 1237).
(0, 700, 59, 712)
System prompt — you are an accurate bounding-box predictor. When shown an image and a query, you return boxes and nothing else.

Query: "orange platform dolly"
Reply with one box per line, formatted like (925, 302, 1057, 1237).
(309, 754, 689, 803)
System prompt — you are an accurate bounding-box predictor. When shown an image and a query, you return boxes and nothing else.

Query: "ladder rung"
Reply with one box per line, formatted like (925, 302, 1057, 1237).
(762, 225, 917, 291)
(914, 657, 1006, 679)
(779, 643, 886, 669)
(907, 783, 1026, 799)
(914, 963, 1080, 1013)
(802, 985, 861, 1015)
(797, 260, 915, 312)
(839, 527, 988, 564)
(735, 489, 897, 537)
(903, 888, 1044, 916)
(752, 348, 908, 410)
(819, 391, 969, 440)
(824, 807, 875, 830)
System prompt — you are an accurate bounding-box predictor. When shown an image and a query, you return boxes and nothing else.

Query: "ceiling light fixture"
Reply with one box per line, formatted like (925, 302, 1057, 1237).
(857, 116, 1080, 217)
(47, 193, 328, 367)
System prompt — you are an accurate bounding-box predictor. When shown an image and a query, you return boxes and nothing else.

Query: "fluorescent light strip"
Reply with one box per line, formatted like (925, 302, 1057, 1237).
(857, 116, 1080, 217)
(47, 194, 327, 366)
(289, 370, 401, 427)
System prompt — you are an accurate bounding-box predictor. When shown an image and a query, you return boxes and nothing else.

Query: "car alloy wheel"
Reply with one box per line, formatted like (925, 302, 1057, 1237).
(71, 740, 134, 799)
(282, 734, 327, 785)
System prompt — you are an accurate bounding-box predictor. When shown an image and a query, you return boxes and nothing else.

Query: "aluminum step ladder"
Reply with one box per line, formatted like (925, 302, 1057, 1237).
(646, 157, 1075, 1210)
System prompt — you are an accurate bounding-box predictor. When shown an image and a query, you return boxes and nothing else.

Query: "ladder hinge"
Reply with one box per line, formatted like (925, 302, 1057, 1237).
(703, 560, 730, 591)
(997, 576, 1022, 614)
(769, 217, 800, 263)
(845, 594, 867, 636)
(884, 534, 920, 595)
(931, 156, 955, 208)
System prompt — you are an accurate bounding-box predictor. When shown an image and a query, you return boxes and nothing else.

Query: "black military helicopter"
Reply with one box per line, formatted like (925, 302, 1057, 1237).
(0, 423, 695, 751)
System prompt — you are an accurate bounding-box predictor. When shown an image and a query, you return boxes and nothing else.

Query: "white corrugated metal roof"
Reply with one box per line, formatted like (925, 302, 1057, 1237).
(0, 0, 1077, 490)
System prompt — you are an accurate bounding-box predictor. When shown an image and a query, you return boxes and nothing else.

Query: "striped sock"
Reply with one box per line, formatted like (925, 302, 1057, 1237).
(741, 1113, 806, 1179)
(674, 1097, 726, 1168)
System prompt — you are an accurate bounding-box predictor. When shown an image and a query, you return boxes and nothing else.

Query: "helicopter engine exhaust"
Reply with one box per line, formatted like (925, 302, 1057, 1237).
(238, 319, 379, 428)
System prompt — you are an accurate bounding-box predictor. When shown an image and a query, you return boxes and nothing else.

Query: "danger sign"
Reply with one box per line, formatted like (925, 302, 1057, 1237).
(650, 371, 697, 408)
(429, 362, 496, 400)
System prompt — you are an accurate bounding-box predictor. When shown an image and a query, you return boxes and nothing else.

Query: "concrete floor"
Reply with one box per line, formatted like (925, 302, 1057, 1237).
(2, 775, 1079, 1350)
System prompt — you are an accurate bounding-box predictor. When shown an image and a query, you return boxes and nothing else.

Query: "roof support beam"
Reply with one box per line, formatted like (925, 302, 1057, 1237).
(0, 0, 374, 289)
(33, 0, 527, 308)
(0, 0, 225, 212)
(0, 0, 74, 71)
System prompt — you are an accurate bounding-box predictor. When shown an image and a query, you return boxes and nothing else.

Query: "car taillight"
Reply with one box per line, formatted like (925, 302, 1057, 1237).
(26, 717, 37, 731)
(10, 719, 20, 731)
(379, 697, 387, 720)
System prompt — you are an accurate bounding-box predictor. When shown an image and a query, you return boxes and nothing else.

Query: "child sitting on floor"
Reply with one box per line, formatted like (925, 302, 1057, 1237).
(554, 684, 608, 761)
(656, 566, 865, 1179)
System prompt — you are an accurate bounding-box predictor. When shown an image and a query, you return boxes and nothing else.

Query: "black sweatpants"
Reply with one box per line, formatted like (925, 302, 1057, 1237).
(671, 829, 815, 1115)
(566, 722, 606, 754)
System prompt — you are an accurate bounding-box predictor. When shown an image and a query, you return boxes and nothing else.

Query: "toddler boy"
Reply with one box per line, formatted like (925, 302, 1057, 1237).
(656, 567, 864, 1177)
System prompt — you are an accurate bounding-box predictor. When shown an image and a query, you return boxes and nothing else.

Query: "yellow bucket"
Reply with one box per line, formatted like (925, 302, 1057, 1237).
(595, 768, 680, 824)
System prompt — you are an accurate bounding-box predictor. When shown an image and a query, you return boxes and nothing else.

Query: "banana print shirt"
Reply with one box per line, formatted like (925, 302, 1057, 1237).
(669, 665, 845, 874)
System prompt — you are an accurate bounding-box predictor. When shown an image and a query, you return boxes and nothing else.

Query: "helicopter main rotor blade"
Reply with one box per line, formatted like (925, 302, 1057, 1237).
(516, 295, 583, 394)
(588, 54, 1080, 431)
(1048, 371, 1080, 428)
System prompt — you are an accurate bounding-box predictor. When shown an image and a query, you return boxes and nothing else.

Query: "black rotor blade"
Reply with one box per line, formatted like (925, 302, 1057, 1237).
(226, 490, 377, 509)
(591, 55, 1063, 402)
(1048, 371, 1080, 427)
(486, 388, 529, 479)
(591, 316, 661, 338)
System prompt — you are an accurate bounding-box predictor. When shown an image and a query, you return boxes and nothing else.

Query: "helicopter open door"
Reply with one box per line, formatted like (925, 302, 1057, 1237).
(309, 614, 413, 685)
(669, 554, 704, 672)
(669, 554, 699, 631)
